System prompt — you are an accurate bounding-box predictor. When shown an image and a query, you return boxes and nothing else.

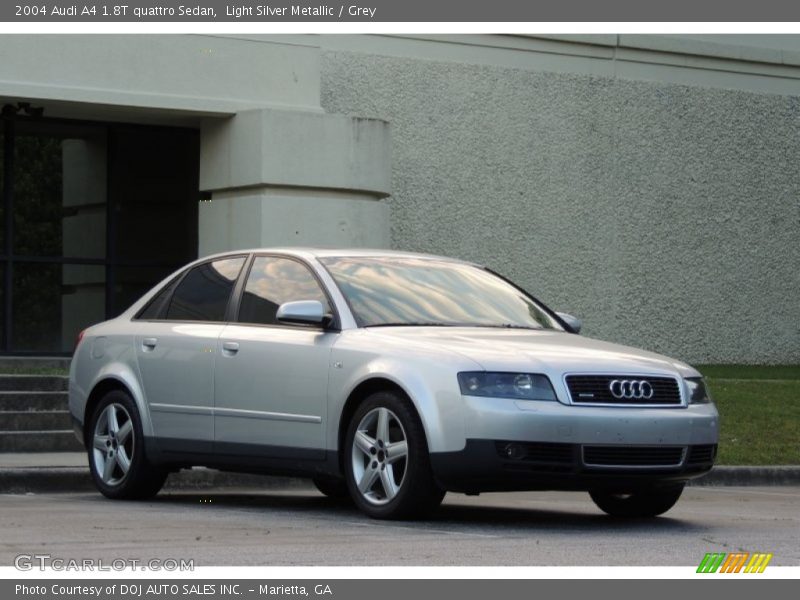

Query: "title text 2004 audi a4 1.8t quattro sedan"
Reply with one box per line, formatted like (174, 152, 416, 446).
(69, 248, 718, 520)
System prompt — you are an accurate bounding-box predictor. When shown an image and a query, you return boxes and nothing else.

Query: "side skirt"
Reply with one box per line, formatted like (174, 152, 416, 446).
(144, 437, 342, 480)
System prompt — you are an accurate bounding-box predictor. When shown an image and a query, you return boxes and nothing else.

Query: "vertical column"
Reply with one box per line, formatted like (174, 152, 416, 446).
(61, 137, 107, 351)
(198, 108, 392, 257)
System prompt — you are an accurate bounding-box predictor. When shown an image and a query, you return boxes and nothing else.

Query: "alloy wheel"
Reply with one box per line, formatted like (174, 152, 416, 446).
(92, 403, 135, 486)
(350, 407, 409, 505)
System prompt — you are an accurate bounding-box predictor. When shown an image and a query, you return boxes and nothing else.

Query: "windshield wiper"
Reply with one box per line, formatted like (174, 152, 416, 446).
(471, 323, 542, 330)
(365, 322, 459, 328)
(364, 322, 541, 329)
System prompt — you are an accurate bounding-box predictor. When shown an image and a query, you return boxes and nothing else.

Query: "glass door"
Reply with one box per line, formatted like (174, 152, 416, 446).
(0, 111, 200, 354)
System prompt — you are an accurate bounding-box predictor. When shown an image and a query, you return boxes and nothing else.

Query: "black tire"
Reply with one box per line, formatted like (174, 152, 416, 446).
(344, 391, 445, 520)
(87, 390, 167, 500)
(589, 483, 685, 518)
(312, 477, 350, 499)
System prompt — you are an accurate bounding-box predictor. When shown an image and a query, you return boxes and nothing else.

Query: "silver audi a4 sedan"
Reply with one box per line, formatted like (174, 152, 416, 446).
(70, 248, 718, 519)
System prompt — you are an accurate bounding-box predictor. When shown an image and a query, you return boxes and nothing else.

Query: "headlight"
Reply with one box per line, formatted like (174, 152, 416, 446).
(685, 377, 712, 404)
(458, 372, 557, 401)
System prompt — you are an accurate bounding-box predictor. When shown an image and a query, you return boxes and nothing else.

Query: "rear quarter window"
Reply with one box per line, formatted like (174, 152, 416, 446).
(165, 257, 246, 322)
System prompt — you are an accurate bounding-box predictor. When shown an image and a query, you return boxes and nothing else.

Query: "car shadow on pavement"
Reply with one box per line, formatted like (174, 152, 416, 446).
(430, 502, 701, 533)
(152, 490, 705, 534)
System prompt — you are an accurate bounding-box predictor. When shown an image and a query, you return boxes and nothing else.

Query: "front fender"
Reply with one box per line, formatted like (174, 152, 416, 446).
(328, 353, 479, 454)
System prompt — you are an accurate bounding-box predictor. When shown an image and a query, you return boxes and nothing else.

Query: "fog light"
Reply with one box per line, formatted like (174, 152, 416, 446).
(502, 443, 525, 460)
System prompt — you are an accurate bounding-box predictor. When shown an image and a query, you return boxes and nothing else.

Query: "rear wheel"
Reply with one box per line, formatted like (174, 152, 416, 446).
(87, 390, 167, 499)
(589, 483, 685, 517)
(344, 391, 444, 519)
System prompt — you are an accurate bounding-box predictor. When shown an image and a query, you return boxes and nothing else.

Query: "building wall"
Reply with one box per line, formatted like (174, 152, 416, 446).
(2, 34, 798, 362)
(320, 37, 800, 364)
(0, 33, 393, 294)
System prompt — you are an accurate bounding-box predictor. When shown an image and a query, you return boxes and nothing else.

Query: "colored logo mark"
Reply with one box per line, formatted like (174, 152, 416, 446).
(697, 552, 773, 573)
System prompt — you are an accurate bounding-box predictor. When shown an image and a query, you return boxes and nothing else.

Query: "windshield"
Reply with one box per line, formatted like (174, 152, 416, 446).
(319, 256, 563, 330)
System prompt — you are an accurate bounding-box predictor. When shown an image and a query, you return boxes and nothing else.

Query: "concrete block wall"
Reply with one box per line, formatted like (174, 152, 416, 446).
(321, 50, 800, 364)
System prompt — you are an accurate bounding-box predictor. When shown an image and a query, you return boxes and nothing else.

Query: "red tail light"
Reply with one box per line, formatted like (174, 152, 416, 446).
(74, 329, 87, 354)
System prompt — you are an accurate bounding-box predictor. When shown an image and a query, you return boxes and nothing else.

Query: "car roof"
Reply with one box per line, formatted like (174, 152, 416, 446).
(200, 247, 481, 266)
(120, 248, 484, 322)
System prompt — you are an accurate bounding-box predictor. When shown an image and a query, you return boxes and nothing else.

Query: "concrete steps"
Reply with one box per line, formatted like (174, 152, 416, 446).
(0, 431, 81, 452)
(0, 364, 81, 453)
(0, 375, 69, 392)
(0, 410, 73, 430)
(0, 391, 69, 411)
(0, 356, 71, 371)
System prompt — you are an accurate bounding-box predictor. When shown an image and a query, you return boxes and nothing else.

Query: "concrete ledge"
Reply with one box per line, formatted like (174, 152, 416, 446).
(0, 36, 323, 119)
(2, 464, 799, 494)
(0, 468, 96, 493)
(200, 108, 391, 196)
(0, 467, 312, 495)
(688, 466, 800, 487)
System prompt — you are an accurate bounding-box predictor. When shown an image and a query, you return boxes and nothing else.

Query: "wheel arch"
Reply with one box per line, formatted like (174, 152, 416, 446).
(83, 368, 152, 444)
(83, 380, 131, 442)
(336, 377, 423, 474)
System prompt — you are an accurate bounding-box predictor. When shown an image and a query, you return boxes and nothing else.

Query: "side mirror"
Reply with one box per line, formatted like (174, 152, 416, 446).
(276, 300, 330, 327)
(556, 311, 582, 334)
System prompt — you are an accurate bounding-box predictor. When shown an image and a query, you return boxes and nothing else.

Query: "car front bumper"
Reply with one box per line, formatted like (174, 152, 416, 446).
(429, 395, 718, 493)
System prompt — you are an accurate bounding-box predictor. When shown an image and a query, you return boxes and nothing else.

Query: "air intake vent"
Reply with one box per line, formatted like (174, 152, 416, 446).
(495, 441, 574, 464)
(583, 445, 685, 467)
(687, 444, 717, 464)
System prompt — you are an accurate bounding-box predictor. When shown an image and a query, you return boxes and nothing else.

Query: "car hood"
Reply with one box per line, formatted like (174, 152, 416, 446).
(363, 327, 698, 377)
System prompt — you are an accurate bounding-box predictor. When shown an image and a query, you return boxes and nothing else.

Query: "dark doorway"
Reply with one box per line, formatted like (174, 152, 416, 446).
(0, 111, 199, 354)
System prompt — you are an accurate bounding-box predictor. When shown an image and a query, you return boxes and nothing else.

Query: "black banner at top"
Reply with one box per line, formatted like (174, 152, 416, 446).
(2, 0, 800, 22)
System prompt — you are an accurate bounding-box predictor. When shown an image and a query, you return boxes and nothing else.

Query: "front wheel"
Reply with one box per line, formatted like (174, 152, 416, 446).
(344, 391, 445, 520)
(87, 390, 167, 499)
(589, 483, 685, 518)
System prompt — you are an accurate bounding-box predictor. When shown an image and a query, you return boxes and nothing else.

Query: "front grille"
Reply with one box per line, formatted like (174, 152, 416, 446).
(687, 444, 717, 464)
(495, 441, 573, 464)
(566, 375, 682, 405)
(583, 445, 685, 467)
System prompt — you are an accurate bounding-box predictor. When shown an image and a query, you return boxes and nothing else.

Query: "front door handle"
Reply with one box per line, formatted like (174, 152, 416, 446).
(142, 337, 158, 351)
(222, 341, 239, 356)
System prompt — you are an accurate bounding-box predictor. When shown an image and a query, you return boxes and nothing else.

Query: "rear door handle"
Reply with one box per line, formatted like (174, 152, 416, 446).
(142, 337, 158, 351)
(222, 341, 239, 356)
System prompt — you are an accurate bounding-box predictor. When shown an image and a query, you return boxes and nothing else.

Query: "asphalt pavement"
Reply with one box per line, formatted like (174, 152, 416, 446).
(1, 486, 797, 566)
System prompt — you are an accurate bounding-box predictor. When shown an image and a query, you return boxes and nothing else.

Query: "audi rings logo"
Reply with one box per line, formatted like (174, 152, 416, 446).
(609, 379, 654, 400)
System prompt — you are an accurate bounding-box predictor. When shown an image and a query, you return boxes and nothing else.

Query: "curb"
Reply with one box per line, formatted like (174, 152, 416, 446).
(0, 467, 312, 494)
(688, 466, 800, 487)
(2, 465, 799, 494)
